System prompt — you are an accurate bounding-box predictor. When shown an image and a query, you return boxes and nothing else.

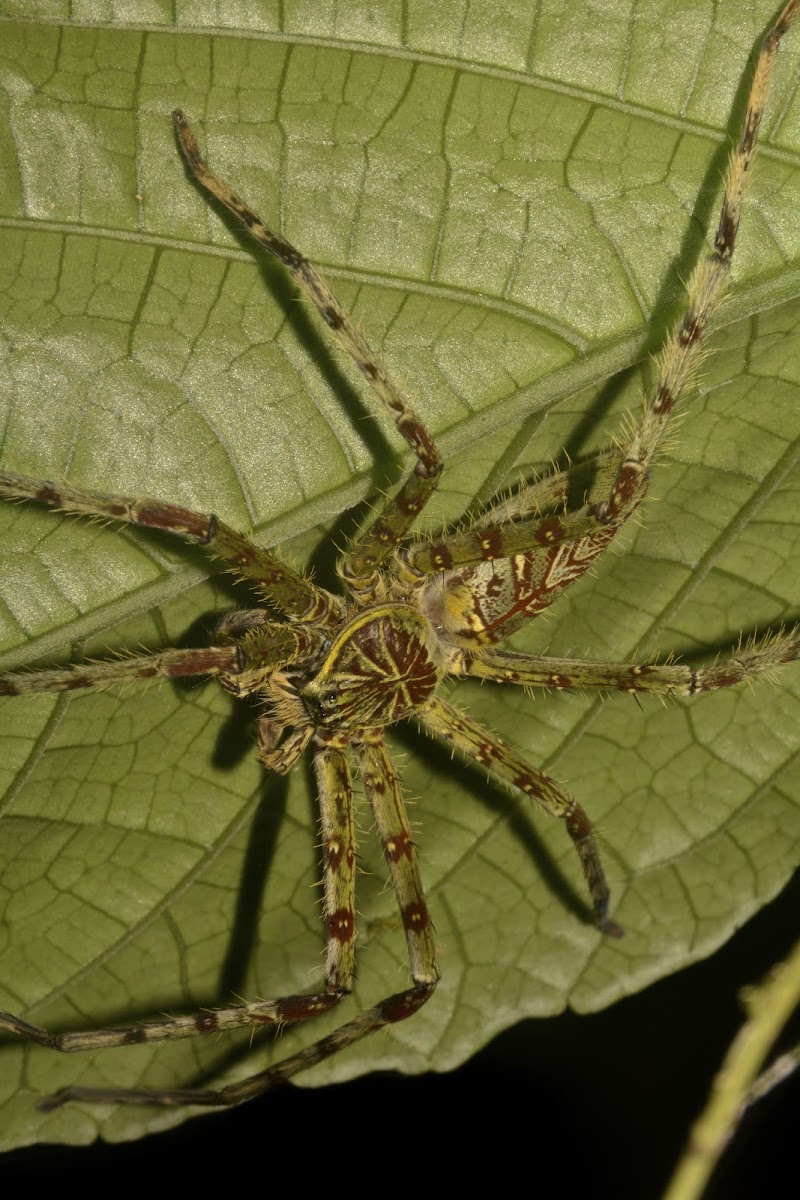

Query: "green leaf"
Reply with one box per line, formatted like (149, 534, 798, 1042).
(1, 1, 799, 1149)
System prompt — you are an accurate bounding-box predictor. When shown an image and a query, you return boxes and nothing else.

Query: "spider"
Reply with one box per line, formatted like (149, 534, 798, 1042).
(1, 1, 799, 1117)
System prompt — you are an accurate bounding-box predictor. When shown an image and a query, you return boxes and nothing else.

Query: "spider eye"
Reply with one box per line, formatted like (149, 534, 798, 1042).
(300, 686, 339, 726)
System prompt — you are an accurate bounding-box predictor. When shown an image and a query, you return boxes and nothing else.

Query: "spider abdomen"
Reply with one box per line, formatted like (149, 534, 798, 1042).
(301, 603, 443, 729)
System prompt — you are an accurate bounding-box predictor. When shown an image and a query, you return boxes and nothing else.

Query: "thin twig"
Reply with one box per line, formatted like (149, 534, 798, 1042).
(663, 939, 800, 1200)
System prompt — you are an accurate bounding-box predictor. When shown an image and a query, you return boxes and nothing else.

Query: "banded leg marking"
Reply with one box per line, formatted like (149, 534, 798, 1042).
(403, 2, 800, 581)
(314, 734, 359, 993)
(0, 468, 334, 624)
(402, 502, 612, 577)
(13, 980, 437, 1110)
(0, 620, 329, 700)
(172, 110, 443, 600)
(464, 630, 800, 695)
(420, 696, 621, 937)
(355, 732, 439, 985)
(0, 646, 243, 696)
(597, 0, 800, 529)
(0, 733, 440, 1111)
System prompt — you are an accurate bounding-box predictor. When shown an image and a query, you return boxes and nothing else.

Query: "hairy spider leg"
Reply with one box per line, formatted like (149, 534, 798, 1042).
(0, 620, 327, 697)
(0, 469, 338, 625)
(597, 0, 800, 528)
(355, 731, 439, 982)
(399, 0, 800, 621)
(21, 978, 437, 1110)
(0, 740, 357, 1068)
(0, 729, 439, 1109)
(463, 631, 800, 695)
(420, 696, 622, 936)
(173, 110, 444, 603)
(0, 646, 243, 695)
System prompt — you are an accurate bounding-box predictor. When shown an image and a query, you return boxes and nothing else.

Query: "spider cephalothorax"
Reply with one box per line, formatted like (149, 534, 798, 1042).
(1, 1, 799, 1114)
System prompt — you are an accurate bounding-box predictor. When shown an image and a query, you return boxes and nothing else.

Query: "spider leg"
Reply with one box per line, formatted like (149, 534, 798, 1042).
(20, 979, 437, 1109)
(173, 111, 443, 604)
(1, 731, 439, 1110)
(470, 456, 611, 528)
(0, 646, 242, 695)
(420, 696, 621, 937)
(0, 733, 359, 1108)
(596, 0, 800, 531)
(463, 630, 800, 695)
(314, 734, 359, 993)
(354, 731, 439, 984)
(0, 620, 325, 697)
(400, 2, 800, 583)
(399, 446, 617, 578)
(402, 494, 611, 576)
(0, 468, 336, 624)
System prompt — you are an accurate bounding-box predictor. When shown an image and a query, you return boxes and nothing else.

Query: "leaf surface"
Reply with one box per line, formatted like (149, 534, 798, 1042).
(0, 1, 799, 1147)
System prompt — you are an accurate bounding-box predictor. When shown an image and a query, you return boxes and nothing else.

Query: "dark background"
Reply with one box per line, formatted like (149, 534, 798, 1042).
(3, 870, 797, 1198)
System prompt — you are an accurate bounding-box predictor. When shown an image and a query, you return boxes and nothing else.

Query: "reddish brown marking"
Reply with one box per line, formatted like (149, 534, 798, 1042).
(612, 463, 640, 505)
(194, 1014, 220, 1034)
(35, 484, 61, 505)
(380, 982, 435, 1024)
(329, 907, 356, 942)
(164, 649, 239, 677)
(137, 503, 210, 540)
(483, 572, 505, 599)
(478, 528, 504, 559)
(706, 667, 745, 690)
(549, 674, 573, 688)
(122, 1027, 149, 1045)
(534, 516, 566, 545)
(416, 457, 443, 481)
(325, 840, 344, 869)
(401, 900, 429, 932)
(430, 543, 454, 570)
(63, 675, 92, 690)
(653, 384, 675, 413)
(369, 519, 400, 548)
(384, 832, 413, 862)
(276, 993, 340, 1023)
(566, 807, 592, 841)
